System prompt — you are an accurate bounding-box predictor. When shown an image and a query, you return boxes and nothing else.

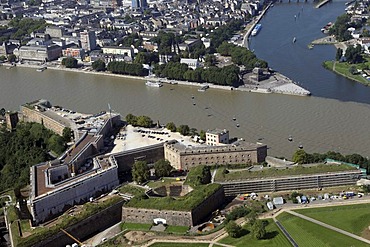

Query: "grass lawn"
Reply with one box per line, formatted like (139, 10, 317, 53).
(295, 203, 370, 236)
(149, 243, 209, 247)
(214, 164, 355, 182)
(118, 184, 146, 197)
(121, 222, 152, 231)
(147, 178, 181, 189)
(218, 219, 291, 247)
(277, 212, 369, 247)
(165, 225, 189, 234)
(323, 60, 370, 85)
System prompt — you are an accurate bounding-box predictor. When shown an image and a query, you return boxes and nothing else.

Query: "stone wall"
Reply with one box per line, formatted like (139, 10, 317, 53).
(122, 186, 225, 227)
(220, 170, 363, 196)
(33, 199, 124, 247)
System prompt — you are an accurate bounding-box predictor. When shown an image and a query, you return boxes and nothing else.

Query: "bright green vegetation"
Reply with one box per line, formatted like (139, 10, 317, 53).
(295, 204, 370, 236)
(165, 225, 189, 234)
(0, 122, 67, 191)
(121, 222, 152, 231)
(277, 212, 369, 247)
(147, 178, 180, 189)
(215, 164, 355, 181)
(126, 183, 221, 211)
(7, 18, 47, 42)
(11, 196, 123, 247)
(149, 243, 210, 247)
(323, 61, 370, 85)
(118, 184, 146, 197)
(219, 219, 290, 247)
(184, 165, 211, 187)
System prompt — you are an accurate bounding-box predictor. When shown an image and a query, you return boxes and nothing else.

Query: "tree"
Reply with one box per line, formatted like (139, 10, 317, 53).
(8, 54, 16, 63)
(62, 57, 78, 68)
(349, 65, 357, 75)
(0, 108, 5, 117)
(344, 45, 363, 64)
(136, 115, 153, 128)
(251, 220, 266, 240)
(204, 54, 217, 67)
(92, 59, 106, 71)
(177, 125, 190, 136)
(225, 220, 242, 238)
(125, 113, 138, 126)
(245, 210, 257, 226)
(62, 127, 73, 142)
(199, 130, 206, 141)
(336, 48, 343, 61)
(166, 122, 176, 132)
(48, 135, 65, 154)
(0, 55, 6, 62)
(292, 149, 308, 164)
(132, 161, 150, 184)
(154, 159, 173, 177)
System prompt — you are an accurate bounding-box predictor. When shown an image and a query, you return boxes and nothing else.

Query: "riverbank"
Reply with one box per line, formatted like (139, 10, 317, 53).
(2, 61, 310, 96)
(323, 60, 370, 86)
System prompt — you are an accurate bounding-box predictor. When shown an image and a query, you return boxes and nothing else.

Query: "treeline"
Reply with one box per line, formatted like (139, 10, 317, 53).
(153, 62, 240, 86)
(217, 42, 268, 70)
(328, 13, 363, 42)
(209, 20, 244, 50)
(0, 122, 67, 191)
(292, 149, 370, 173)
(107, 61, 149, 76)
(8, 17, 47, 41)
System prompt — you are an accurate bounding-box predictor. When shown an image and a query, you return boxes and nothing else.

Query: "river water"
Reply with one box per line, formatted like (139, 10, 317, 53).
(1, 0, 370, 159)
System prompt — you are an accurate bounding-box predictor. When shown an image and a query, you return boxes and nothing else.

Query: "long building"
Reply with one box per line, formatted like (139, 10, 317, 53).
(164, 140, 267, 170)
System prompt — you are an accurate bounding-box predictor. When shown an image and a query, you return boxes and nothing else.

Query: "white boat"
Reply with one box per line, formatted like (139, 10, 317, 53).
(251, 24, 262, 36)
(146, 81, 163, 87)
(293, 37, 296, 43)
(198, 85, 209, 92)
(37, 67, 47, 72)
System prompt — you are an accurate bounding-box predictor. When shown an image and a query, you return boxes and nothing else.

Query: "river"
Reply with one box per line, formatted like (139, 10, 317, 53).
(1, 1, 370, 159)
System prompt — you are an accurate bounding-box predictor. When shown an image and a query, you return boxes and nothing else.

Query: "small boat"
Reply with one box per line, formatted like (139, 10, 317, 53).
(293, 37, 296, 43)
(298, 144, 303, 149)
(198, 85, 209, 92)
(146, 81, 163, 87)
(37, 67, 47, 72)
(193, 102, 196, 106)
(288, 136, 293, 142)
(191, 95, 195, 99)
(236, 123, 240, 128)
(232, 116, 236, 121)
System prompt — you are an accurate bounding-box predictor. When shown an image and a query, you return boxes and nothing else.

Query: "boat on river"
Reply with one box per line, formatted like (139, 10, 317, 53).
(36, 67, 47, 72)
(146, 81, 163, 87)
(293, 37, 296, 43)
(198, 85, 209, 92)
(251, 24, 262, 36)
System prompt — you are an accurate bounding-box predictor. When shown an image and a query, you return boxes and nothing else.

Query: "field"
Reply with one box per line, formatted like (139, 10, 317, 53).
(218, 219, 291, 247)
(277, 212, 369, 247)
(295, 203, 370, 237)
(323, 60, 370, 85)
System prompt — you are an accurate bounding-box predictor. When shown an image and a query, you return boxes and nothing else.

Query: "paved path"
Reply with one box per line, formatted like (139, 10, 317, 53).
(274, 218, 298, 247)
(287, 210, 370, 244)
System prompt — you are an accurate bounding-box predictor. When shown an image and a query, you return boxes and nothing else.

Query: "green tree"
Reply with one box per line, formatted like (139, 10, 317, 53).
(246, 210, 257, 226)
(48, 135, 65, 154)
(177, 125, 190, 136)
(8, 54, 16, 63)
(199, 130, 206, 141)
(125, 113, 138, 126)
(154, 159, 173, 177)
(251, 220, 266, 240)
(62, 127, 73, 142)
(349, 65, 357, 75)
(132, 161, 150, 184)
(336, 48, 343, 61)
(166, 122, 176, 132)
(225, 220, 242, 238)
(0, 55, 6, 62)
(292, 149, 308, 164)
(344, 45, 363, 64)
(62, 57, 78, 68)
(204, 54, 217, 67)
(136, 115, 153, 128)
(92, 59, 106, 71)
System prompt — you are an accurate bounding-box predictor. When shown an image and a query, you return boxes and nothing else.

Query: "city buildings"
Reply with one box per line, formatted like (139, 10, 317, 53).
(80, 30, 97, 52)
(206, 128, 229, 146)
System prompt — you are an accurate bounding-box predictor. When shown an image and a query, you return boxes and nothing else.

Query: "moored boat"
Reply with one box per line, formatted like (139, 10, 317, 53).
(251, 24, 262, 36)
(146, 81, 163, 87)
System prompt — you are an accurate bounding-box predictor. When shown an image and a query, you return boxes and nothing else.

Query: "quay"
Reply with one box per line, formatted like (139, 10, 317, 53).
(316, 0, 331, 9)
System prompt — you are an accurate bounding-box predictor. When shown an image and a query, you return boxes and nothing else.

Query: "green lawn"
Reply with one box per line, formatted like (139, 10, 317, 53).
(147, 178, 181, 189)
(121, 222, 152, 231)
(218, 219, 291, 247)
(165, 225, 189, 234)
(277, 212, 369, 247)
(323, 60, 370, 85)
(295, 203, 370, 236)
(150, 243, 209, 247)
(118, 184, 146, 197)
(215, 164, 355, 182)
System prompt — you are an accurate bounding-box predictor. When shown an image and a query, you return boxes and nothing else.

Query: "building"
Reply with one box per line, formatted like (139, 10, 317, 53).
(132, 0, 147, 10)
(164, 140, 267, 170)
(180, 58, 200, 70)
(206, 128, 229, 146)
(102, 46, 134, 59)
(45, 26, 64, 38)
(5, 111, 18, 130)
(14, 44, 62, 62)
(62, 47, 86, 60)
(80, 30, 97, 51)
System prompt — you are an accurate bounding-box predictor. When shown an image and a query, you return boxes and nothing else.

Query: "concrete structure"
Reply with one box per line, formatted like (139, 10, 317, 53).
(164, 140, 267, 170)
(14, 44, 62, 62)
(180, 58, 200, 70)
(102, 46, 134, 59)
(80, 30, 97, 51)
(45, 26, 64, 38)
(122, 185, 224, 226)
(219, 169, 363, 196)
(206, 128, 229, 146)
(62, 47, 86, 60)
(5, 111, 18, 130)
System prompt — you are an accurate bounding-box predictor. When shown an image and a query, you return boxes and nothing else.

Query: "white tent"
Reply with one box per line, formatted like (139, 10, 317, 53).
(153, 218, 167, 225)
